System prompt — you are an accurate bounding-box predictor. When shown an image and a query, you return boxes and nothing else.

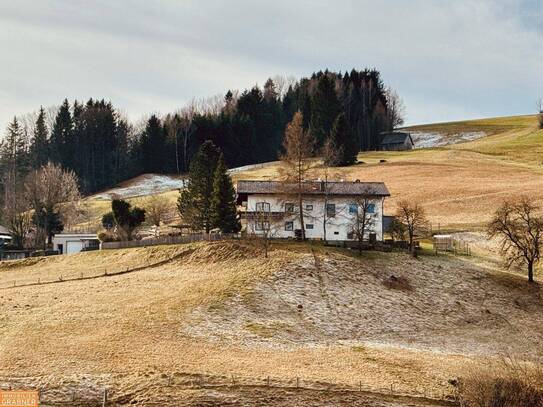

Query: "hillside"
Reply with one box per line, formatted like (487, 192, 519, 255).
(0, 241, 542, 405)
(80, 114, 543, 232)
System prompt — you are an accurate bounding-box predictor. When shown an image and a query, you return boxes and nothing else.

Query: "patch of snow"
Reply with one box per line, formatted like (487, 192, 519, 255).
(92, 175, 186, 200)
(91, 161, 276, 200)
(411, 131, 486, 149)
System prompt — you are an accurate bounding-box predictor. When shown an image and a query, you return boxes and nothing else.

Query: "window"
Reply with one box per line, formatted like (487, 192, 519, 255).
(326, 203, 336, 217)
(334, 231, 339, 235)
(305, 204, 313, 211)
(367, 203, 375, 214)
(255, 221, 270, 231)
(306, 224, 314, 230)
(285, 203, 294, 213)
(349, 204, 358, 214)
(255, 202, 270, 212)
(285, 221, 294, 231)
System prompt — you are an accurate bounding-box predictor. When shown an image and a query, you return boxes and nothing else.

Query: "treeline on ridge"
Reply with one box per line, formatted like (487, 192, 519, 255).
(0, 69, 402, 195)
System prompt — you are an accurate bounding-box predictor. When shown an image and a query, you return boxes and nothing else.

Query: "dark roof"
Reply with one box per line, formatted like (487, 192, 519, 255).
(0, 225, 11, 236)
(379, 131, 414, 146)
(236, 180, 390, 197)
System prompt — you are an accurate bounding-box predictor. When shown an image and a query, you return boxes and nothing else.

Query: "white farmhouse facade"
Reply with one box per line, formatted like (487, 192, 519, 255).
(236, 180, 390, 242)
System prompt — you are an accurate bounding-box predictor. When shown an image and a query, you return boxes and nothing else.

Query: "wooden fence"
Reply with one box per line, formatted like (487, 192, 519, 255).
(101, 233, 239, 250)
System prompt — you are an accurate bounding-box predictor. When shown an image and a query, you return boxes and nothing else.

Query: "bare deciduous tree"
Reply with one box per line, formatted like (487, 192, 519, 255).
(141, 195, 172, 237)
(349, 190, 378, 254)
(250, 203, 274, 258)
(320, 138, 341, 243)
(385, 87, 406, 130)
(488, 196, 543, 283)
(279, 111, 315, 240)
(2, 180, 32, 249)
(25, 162, 81, 245)
(164, 113, 183, 175)
(396, 200, 427, 252)
(179, 101, 197, 172)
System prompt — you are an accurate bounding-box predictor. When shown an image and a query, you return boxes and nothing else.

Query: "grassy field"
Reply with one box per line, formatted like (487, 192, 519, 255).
(225, 114, 543, 229)
(1, 114, 540, 405)
(0, 240, 542, 405)
(80, 114, 543, 231)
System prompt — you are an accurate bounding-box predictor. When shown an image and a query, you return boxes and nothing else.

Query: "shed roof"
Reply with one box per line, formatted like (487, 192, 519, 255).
(380, 131, 414, 145)
(236, 180, 390, 197)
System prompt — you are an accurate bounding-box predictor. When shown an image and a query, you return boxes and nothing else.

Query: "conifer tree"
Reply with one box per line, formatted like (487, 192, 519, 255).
(30, 107, 49, 168)
(0, 117, 28, 180)
(328, 113, 358, 166)
(140, 115, 167, 174)
(49, 99, 73, 167)
(310, 74, 342, 146)
(177, 140, 221, 233)
(211, 154, 240, 233)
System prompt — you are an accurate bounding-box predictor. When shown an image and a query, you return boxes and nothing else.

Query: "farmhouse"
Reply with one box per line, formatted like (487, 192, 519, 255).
(236, 180, 390, 241)
(379, 131, 414, 151)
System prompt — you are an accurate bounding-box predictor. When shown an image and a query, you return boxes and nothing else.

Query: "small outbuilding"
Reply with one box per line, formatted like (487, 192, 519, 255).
(0, 226, 12, 245)
(379, 131, 414, 151)
(52, 233, 100, 255)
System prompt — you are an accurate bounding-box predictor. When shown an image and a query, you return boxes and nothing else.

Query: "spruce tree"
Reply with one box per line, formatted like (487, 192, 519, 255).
(310, 74, 342, 147)
(140, 115, 167, 174)
(30, 107, 49, 168)
(49, 99, 73, 167)
(177, 140, 221, 233)
(211, 154, 240, 233)
(0, 117, 28, 180)
(328, 113, 358, 166)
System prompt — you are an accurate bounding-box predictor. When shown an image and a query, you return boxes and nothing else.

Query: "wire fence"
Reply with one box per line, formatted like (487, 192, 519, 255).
(0, 247, 193, 290)
(6, 372, 458, 406)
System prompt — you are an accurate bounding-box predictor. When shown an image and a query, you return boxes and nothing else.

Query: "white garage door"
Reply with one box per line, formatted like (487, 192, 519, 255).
(66, 241, 84, 254)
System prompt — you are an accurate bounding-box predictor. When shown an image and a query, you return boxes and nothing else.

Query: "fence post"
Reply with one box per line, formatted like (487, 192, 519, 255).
(102, 388, 108, 407)
(390, 383, 393, 394)
(231, 374, 235, 386)
(296, 377, 299, 388)
(267, 376, 270, 387)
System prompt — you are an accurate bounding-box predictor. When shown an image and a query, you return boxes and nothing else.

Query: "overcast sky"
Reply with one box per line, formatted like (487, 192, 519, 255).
(0, 0, 541, 132)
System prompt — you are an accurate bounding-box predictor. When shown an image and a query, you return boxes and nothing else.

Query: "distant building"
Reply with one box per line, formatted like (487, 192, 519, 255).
(52, 233, 100, 255)
(0, 226, 12, 245)
(379, 131, 414, 151)
(236, 180, 390, 242)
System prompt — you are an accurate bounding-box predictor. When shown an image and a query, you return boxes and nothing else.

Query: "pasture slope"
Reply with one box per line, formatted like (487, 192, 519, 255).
(1, 114, 542, 406)
(82, 114, 543, 231)
(0, 240, 542, 405)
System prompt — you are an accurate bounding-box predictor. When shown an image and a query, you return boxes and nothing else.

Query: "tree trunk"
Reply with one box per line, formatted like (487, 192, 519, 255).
(298, 191, 305, 240)
(528, 261, 534, 283)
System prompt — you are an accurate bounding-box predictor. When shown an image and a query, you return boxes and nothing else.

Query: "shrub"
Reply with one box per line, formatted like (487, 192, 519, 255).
(458, 359, 543, 407)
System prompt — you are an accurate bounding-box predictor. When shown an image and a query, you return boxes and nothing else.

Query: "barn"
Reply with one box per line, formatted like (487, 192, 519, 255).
(379, 131, 414, 151)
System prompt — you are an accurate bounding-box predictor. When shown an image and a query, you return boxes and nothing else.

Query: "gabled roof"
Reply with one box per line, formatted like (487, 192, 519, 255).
(236, 180, 390, 197)
(380, 131, 414, 145)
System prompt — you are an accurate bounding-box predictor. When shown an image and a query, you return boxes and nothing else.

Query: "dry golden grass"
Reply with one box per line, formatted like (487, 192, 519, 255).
(77, 114, 543, 232)
(1, 241, 541, 404)
(230, 115, 543, 230)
